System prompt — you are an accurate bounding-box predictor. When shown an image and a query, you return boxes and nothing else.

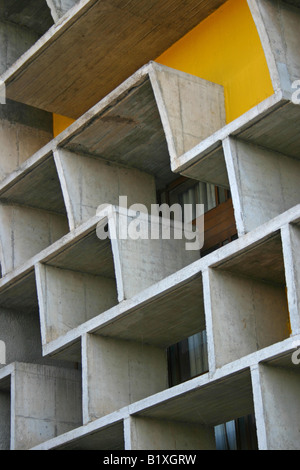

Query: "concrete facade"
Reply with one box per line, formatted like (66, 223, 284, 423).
(0, 0, 299, 451)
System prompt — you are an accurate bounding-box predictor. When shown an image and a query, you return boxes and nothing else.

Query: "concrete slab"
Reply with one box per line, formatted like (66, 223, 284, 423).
(2, 0, 227, 118)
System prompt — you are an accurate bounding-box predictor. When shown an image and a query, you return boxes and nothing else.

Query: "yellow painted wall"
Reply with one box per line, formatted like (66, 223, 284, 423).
(156, 0, 274, 123)
(53, 113, 75, 138)
(53, 0, 274, 135)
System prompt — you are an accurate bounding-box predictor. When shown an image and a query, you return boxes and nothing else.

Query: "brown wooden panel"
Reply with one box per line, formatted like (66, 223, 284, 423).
(196, 198, 237, 253)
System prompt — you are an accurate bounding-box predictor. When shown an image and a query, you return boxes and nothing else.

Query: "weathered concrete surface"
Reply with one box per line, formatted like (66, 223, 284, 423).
(281, 224, 300, 335)
(223, 137, 300, 235)
(0, 20, 38, 74)
(248, 0, 300, 98)
(3, 0, 227, 118)
(252, 364, 300, 450)
(11, 362, 82, 450)
(113, 208, 201, 300)
(0, 0, 53, 36)
(46, 0, 79, 22)
(55, 148, 157, 229)
(0, 152, 66, 215)
(0, 204, 69, 275)
(0, 100, 53, 182)
(126, 417, 216, 450)
(206, 268, 290, 368)
(83, 334, 168, 422)
(36, 263, 118, 342)
(150, 64, 225, 162)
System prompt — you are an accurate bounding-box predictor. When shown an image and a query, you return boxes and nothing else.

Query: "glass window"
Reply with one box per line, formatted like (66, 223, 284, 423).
(215, 415, 258, 450)
(168, 330, 208, 387)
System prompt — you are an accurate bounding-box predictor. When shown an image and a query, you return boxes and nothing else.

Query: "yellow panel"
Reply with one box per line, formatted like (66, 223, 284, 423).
(53, 113, 75, 138)
(156, 0, 274, 123)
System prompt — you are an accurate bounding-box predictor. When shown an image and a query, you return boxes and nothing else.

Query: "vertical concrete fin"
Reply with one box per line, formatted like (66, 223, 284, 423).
(248, 0, 300, 98)
(149, 62, 226, 163)
(223, 136, 300, 234)
(54, 148, 156, 230)
(281, 224, 300, 335)
(83, 334, 168, 422)
(250, 364, 268, 450)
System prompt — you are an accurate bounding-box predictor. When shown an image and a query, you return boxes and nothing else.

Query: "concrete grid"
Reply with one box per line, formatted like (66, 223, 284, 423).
(0, 0, 299, 450)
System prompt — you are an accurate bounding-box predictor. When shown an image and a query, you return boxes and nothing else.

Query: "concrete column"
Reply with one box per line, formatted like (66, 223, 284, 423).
(54, 148, 157, 230)
(150, 63, 226, 164)
(223, 137, 300, 235)
(0, 390, 10, 450)
(82, 334, 168, 423)
(11, 362, 82, 450)
(124, 416, 216, 450)
(0, 204, 68, 275)
(36, 263, 118, 343)
(248, 0, 300, 98)
(251, 363, 300, 450)
(281, 224, 300, 335)
(207, 268, 290, 368)
(46, 0, 79, 22)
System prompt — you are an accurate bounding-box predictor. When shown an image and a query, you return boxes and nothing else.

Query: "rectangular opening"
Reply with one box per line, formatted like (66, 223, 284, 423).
(37, 229, 118, 342)
(209, 232, 291, 367)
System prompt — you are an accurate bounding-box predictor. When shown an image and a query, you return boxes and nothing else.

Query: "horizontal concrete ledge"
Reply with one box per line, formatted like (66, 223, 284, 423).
(30, 334, 300, 450)
(0, 151, 66, 215)
(0, 62, 225, 196)
(41, 204, 300, 360)
(171, 91, 297, 175)
(2, 0, 227, 119)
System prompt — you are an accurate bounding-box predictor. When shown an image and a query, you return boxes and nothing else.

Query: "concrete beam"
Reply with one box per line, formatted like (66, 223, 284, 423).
(223, 137, 300, 235)
(82, 334, 168, 423)
(125, 416, 216, 450)
(41, 205, 300, 360)
(3, 0, 227, 118)
(54, 63, 224, 190)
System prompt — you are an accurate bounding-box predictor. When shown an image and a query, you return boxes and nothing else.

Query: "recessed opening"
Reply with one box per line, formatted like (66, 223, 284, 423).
(0, 376, 11, 450)
(210, 232, 291, 367)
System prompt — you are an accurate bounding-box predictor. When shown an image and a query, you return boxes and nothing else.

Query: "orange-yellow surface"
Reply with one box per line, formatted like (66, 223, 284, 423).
(53, 113, 75, 138)
(156, 0, 274, 123)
